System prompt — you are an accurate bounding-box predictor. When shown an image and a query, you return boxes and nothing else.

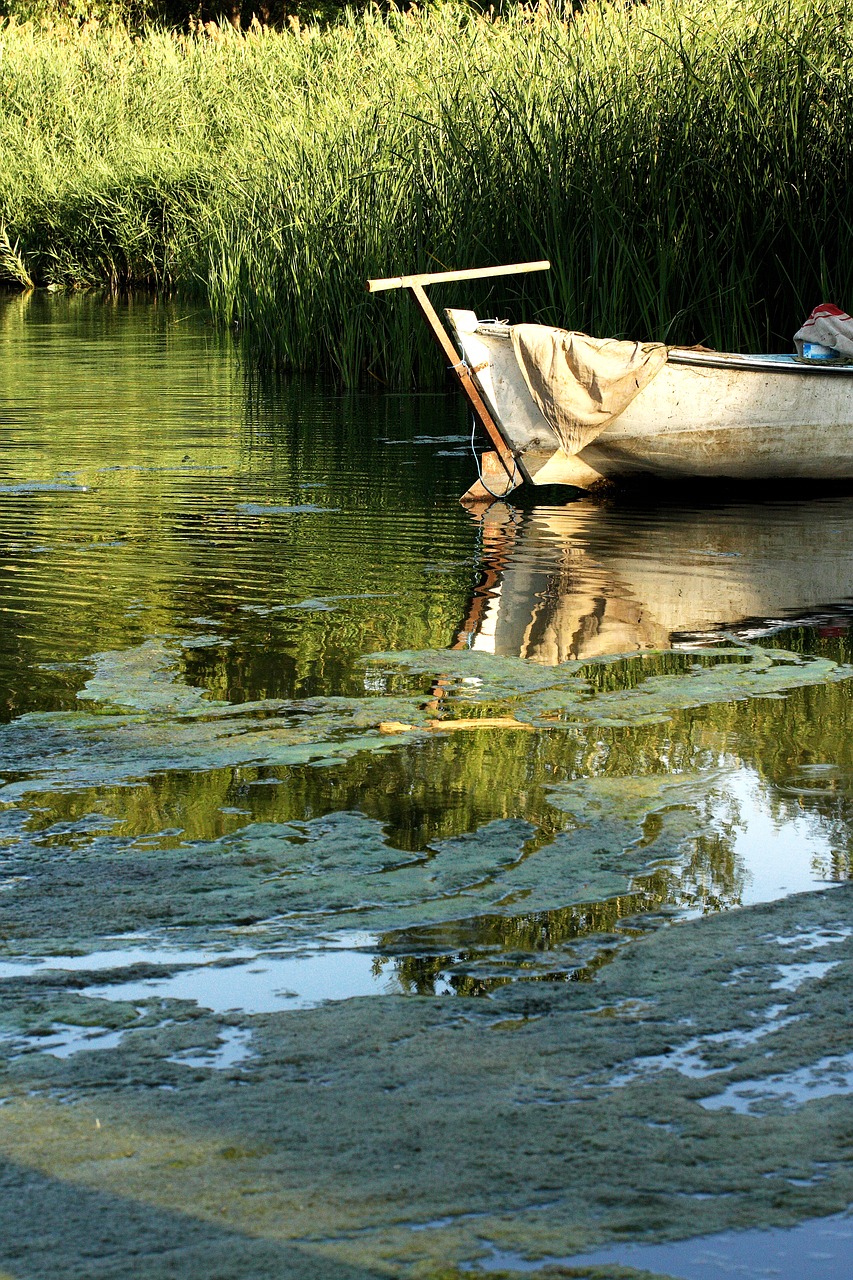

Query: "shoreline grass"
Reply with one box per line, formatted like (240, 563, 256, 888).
(2, 2, 853, 383)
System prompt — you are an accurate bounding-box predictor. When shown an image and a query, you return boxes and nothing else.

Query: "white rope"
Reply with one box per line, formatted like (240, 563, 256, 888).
(469, 413, 518, 500)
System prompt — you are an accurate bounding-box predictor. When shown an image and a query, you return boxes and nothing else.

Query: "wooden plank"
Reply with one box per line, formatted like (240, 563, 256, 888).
(459, 450, 523, 506)
(409, 283, 517, 482)
(367, 260, 550, 293)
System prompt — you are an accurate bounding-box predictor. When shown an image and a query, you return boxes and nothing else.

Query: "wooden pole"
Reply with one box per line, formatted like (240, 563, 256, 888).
(366, 259, 551, 491)
(409, 283, 516, 481)
(366, 259, 550, 293)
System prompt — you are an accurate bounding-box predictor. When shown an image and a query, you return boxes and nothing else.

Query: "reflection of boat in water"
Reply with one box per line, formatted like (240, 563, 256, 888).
(456, 497, 853, 662)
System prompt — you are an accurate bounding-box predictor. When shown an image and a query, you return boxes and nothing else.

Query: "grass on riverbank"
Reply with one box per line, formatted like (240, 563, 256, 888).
(2, 1, 853, 383)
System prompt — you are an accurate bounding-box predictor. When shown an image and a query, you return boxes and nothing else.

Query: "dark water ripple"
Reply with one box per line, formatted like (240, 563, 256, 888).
(0, 295, 479, 714)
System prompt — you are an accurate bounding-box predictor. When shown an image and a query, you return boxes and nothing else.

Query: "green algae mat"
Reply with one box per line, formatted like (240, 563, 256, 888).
(1, 297, 852, 1279)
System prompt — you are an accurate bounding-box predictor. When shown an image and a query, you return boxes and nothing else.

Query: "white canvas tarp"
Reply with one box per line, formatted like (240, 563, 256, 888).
(510, 324, 668, 456)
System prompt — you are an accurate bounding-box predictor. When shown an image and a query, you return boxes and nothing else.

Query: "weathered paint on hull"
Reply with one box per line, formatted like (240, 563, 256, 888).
(447, 310, 853, 488)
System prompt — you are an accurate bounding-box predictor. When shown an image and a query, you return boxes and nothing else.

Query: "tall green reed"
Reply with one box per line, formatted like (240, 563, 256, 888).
(2, 2, 853, 384)
(0, 224, 33, 287)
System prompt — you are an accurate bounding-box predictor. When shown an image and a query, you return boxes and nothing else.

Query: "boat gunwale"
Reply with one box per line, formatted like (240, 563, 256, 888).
(472, 322, 853, 376)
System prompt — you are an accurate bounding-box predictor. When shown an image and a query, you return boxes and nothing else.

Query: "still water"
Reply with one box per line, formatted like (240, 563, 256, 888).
(2, 291, 853, 1011)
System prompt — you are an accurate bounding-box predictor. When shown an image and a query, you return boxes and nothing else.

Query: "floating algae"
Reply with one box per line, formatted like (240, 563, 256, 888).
(0, 791, 720, 955)
(0, 638, 432, 797)
(1, 637, 852, 959)
(475, 1212, 853, 1278)
(1, 634, 853, 1275)
(365, 643, 853, 726)
(2, 636, 850, 801)
(0, 883, 851, 1280)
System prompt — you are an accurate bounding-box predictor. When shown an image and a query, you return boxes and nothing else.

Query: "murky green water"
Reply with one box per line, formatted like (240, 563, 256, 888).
(2, 294, 853, 1278)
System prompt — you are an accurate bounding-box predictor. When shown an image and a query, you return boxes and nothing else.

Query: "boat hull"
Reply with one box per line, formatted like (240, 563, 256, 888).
(447, 310, 853, 488)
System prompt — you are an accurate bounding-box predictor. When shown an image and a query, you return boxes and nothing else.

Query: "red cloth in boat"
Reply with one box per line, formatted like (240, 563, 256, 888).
(794, 303, 853, 358)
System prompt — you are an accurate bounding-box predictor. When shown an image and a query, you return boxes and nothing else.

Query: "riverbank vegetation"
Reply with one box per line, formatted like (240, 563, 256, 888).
(2, 0, 852, 382)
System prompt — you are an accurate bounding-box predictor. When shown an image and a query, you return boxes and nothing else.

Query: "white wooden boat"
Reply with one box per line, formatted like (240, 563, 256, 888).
(448, 309, 853, 497)
(367, 261, 853, 504)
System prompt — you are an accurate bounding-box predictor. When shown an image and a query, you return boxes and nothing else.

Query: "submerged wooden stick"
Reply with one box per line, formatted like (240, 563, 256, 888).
(366, 259, 550, 293)
(379, 717, 535, 734)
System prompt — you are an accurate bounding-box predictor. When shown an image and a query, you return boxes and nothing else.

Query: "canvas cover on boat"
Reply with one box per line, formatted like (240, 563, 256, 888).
(510, 324, 668, 456)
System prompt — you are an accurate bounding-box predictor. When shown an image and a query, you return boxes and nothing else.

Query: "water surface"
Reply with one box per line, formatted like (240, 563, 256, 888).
(2, 293, 853, 1278)
(2, 292, 853, 1002)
